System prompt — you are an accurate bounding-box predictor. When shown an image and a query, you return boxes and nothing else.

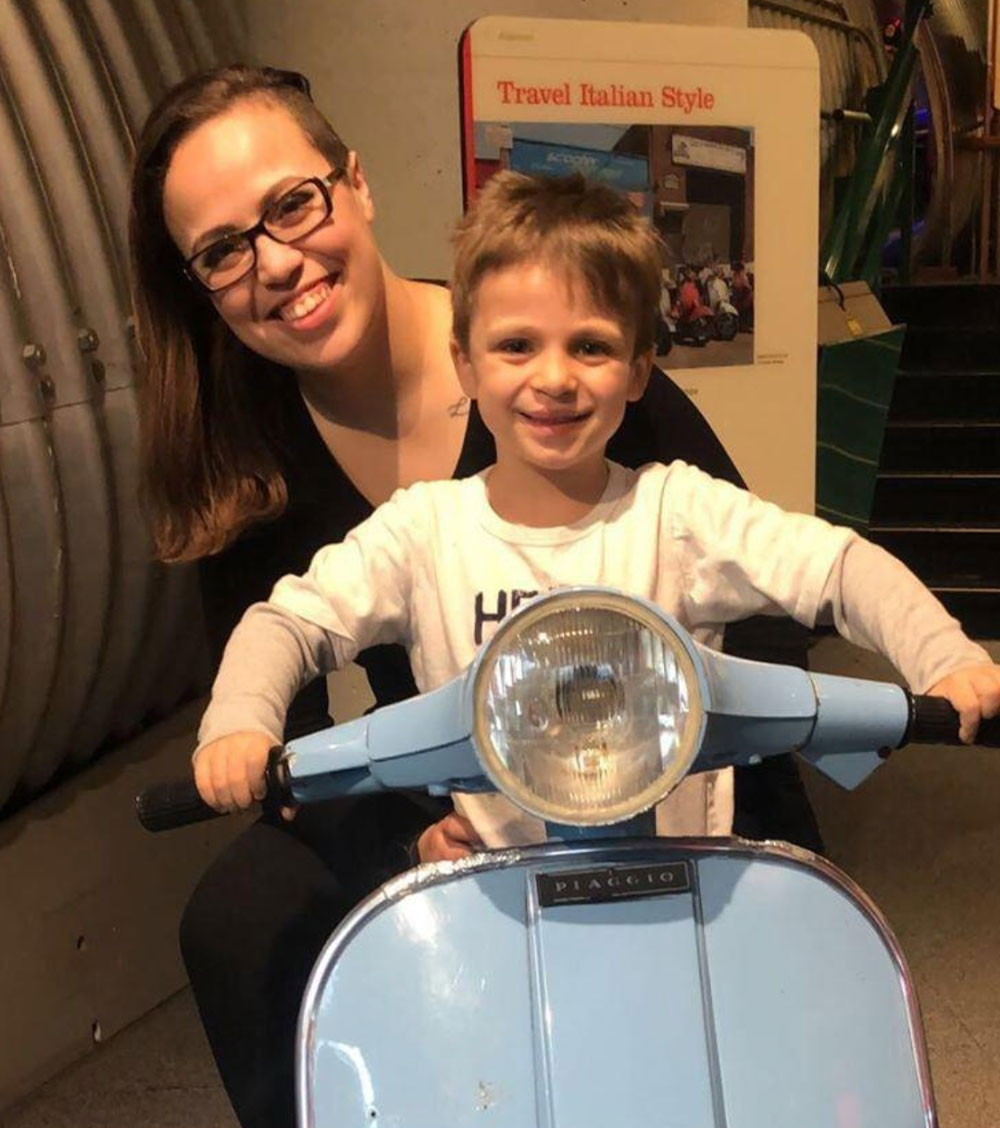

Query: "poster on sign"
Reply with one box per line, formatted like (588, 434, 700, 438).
(459, 17, 819, 512)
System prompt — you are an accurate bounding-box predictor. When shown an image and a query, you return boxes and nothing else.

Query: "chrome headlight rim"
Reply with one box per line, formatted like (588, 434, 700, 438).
(469, 588, 706, 826)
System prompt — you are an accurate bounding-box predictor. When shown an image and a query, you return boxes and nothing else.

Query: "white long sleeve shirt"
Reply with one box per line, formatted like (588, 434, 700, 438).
(199, 460, 989, 846)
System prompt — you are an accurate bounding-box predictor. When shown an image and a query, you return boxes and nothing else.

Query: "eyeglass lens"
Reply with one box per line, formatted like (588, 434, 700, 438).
(192, 180, 330, 290)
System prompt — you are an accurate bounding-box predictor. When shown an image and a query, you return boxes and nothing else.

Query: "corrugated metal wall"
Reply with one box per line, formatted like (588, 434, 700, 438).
(0, 1, 243, 815)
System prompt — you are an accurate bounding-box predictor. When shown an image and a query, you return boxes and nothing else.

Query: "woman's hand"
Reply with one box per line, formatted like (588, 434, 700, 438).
(927, 663, 1000, 743)
(193, 731, 273, 812)
(416, 812, 484, 863)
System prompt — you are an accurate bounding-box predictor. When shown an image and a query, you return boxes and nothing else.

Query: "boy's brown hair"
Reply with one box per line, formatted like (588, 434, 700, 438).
(451, 171, 663, 357)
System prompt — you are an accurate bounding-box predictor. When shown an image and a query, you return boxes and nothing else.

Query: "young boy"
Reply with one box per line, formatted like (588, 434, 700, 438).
(195, 171, 999, 848)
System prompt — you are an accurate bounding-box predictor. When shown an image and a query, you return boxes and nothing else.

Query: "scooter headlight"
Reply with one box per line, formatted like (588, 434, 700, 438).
(471, 590, 704, 826)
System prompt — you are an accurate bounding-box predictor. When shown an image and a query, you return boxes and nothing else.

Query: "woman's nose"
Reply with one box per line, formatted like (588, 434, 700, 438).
(253, 233, 304, 285)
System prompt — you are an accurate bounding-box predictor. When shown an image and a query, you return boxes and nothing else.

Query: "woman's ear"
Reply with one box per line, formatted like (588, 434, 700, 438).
(450, 335, 477, 398)
(345, 151, 375, 222)
(627, 348, 654, 402)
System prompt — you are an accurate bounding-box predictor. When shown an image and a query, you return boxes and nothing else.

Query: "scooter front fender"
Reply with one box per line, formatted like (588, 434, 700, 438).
(298, 840, 933, 1128)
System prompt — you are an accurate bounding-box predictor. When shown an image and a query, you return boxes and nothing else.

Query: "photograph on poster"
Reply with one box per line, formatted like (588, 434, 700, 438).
(471, 120, 755, 370)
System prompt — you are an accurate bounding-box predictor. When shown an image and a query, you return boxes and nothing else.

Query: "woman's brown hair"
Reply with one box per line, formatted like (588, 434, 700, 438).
(130, 65, 349, 561)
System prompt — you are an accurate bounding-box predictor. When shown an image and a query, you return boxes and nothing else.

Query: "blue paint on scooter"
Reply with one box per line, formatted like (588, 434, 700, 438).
(280, 589, 933, 1127)
(298, 842, 930, 1127)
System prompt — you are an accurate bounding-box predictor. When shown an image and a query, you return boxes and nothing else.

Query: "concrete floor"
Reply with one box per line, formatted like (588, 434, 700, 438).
(1, 989, 237, 1128)
(4, 638, 999, 1128)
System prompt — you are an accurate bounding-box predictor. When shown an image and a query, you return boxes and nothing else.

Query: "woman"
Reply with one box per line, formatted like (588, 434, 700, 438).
(131, 64, 820, 1128)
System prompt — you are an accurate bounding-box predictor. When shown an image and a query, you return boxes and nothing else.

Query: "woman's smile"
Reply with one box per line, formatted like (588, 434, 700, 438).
(274, 274, 341, 328)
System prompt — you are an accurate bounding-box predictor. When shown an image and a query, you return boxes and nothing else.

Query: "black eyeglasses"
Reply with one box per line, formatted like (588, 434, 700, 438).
(184, 169, 343, 292)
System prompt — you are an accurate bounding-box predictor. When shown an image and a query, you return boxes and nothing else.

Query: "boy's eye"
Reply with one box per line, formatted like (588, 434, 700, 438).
(496, 337, 533, 355)
(575, 337, 615, 358)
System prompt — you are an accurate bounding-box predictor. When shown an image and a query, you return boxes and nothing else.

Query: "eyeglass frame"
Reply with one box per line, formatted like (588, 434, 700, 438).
(182, 167, 345, 292)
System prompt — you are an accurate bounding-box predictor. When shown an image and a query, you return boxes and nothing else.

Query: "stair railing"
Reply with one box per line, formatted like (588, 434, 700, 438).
(820, 0, 931, 286)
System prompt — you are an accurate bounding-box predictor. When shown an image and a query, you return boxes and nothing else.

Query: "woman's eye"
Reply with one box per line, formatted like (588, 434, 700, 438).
(270, 189, 315, 224)
(200, 236, 247, 270)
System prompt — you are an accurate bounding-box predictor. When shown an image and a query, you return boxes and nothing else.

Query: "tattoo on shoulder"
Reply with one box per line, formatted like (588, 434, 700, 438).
(448, 395, 470, 418)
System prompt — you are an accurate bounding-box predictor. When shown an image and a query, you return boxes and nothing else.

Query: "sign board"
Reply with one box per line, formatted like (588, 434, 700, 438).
(459, 16, 820, 512)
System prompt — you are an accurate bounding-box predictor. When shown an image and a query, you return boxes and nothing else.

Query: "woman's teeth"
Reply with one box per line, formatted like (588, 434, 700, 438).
(280, 282, 332, 322)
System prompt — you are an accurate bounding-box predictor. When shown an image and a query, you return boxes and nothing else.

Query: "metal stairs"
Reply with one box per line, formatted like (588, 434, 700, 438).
(870, 285, 1000, 639)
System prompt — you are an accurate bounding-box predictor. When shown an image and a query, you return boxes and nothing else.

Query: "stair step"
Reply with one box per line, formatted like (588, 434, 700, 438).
(933, 589, 1000, 640)
(899, 326, 1000, 371)
(879, 422, 1000, 472)
(871, 473, 1000, 524)
(867, 285, 999, 638)
(890, 371, 1000, 422)
(881, 283, 1000, 329)
(868, 527, 1000, 587)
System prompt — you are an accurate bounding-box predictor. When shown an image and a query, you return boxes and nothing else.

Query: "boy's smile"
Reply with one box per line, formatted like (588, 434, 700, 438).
(453, 262, 651, 524)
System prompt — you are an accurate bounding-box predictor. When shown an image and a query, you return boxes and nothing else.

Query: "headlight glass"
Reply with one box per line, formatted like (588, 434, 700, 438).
(472, 592, 703, 825)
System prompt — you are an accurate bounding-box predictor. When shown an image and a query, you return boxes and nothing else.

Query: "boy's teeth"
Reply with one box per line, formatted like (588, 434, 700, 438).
(280, 282, 331, 322)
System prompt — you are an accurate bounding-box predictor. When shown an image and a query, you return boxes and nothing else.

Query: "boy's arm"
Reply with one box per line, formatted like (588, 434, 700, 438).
(669, 463, 998, 739)
(819, 538, 997, 739)
(196, 602, 348, 752)
(193, 488, 422, 809)
(820, 538, 990, 692)
(630, 373, 811, 672)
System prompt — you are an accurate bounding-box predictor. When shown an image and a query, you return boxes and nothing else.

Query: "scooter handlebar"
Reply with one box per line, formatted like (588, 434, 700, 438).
(135, 694, 1000, 831)
(135, 778, 221, 832)
(135, 747, 290, 832)
(906, 695, 1000, 747)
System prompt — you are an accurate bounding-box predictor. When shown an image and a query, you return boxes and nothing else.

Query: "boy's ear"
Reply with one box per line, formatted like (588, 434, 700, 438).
(346, 151, 375, 222)
(627, 348, 654, 402)
(450, 335, 477, 398)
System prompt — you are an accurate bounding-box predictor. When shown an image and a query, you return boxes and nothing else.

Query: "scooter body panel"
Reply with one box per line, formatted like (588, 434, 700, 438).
(698, 852, 931, 1127)
(299, 840, 933, 1128)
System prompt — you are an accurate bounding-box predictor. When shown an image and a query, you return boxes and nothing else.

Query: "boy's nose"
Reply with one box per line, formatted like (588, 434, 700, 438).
(531, 351, 577, 396)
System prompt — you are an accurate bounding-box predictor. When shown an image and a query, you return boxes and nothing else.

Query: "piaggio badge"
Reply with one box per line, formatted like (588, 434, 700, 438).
(536, 861, 691, 907)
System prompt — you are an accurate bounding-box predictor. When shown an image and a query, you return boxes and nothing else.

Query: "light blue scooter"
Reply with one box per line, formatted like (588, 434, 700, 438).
(139, 587, 999, 1128)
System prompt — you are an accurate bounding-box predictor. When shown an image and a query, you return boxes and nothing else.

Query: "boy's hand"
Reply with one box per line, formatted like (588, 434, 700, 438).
(417, 812, 484, 862)
(927, 663, 1000, 744)
(193, 731, 274, 812)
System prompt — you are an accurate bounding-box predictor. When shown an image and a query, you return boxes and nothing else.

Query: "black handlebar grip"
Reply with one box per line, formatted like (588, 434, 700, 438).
(135, 747, 290, 832)
(906, 695, 1000, 748)
(135, 778, 221, 832)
